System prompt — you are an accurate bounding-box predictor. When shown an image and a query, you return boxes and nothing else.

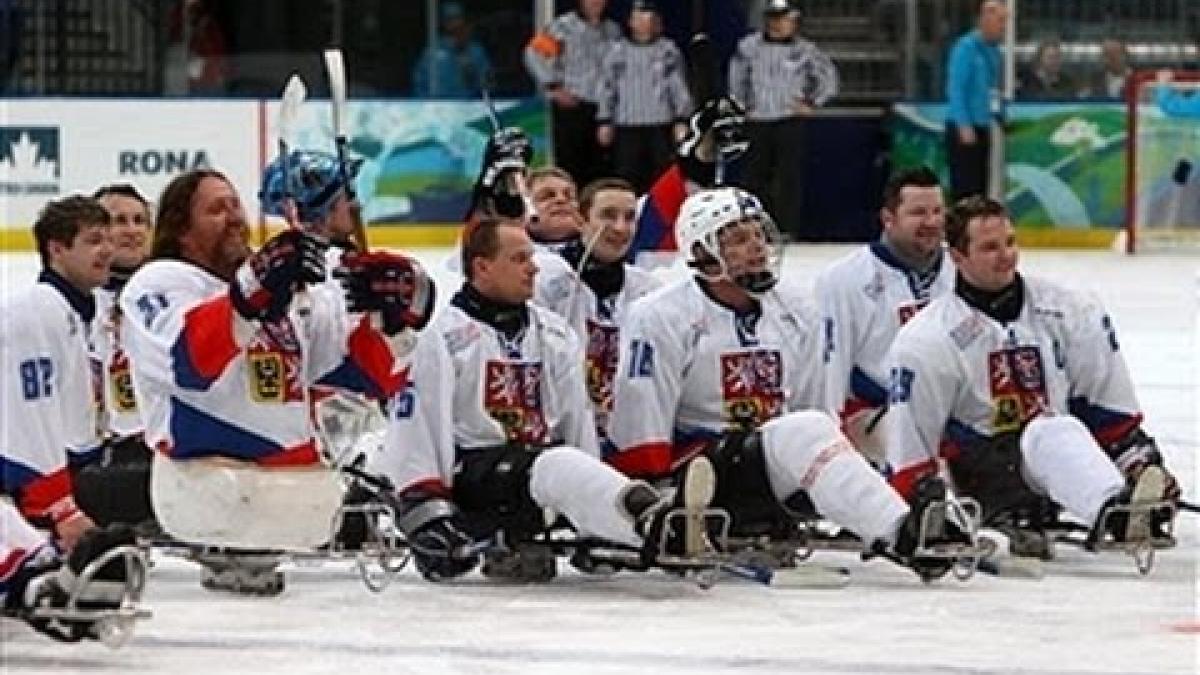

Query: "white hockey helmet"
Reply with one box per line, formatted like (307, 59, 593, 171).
(676, 187, 782, 293)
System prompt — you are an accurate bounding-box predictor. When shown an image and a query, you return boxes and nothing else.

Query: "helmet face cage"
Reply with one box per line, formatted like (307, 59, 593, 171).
(679, 188, 783, 294)
(260, 150, 359, 226)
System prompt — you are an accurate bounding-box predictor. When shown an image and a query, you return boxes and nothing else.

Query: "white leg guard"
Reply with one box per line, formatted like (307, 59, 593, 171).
(761, 410, 910, 545)
(0, 498, 48, 553)
(1020, 415, 1125, 526)
(527, 446, 642, 548)
(0, 500, 53, 600)
(151, 453, 344, 550)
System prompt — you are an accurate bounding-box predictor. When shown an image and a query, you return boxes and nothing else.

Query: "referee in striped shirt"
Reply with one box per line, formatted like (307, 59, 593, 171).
(595, 1, 693, 193)
(729, 0, 838, 240)
(524, 0, 622, 189)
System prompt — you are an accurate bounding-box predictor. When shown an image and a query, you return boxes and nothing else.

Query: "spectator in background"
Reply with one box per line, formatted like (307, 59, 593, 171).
(1018, 38, 1079, 100)
(167, 0, 229, 95)
(595, 1, 693, 193)
(729, 0, 839, 241)
(412, 1, 492, 99)
(944, 0, 1007, 201)
(1083, 38, 1131, 100)
(525, 0, 621, 189)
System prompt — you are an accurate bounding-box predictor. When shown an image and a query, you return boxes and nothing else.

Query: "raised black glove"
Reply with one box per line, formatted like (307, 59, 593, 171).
(334, 250, 436, 334)
(678, 96, 749, 186)
(473, 126, 533, 218)
(230, 229, 327, 321)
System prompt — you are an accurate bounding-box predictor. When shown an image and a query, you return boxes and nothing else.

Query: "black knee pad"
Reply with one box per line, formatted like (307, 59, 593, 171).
(706, 432, 790, 536)
(72, 437, 154, 527)
(453, 445, 544, 540)
(947, 432, 1049, 525)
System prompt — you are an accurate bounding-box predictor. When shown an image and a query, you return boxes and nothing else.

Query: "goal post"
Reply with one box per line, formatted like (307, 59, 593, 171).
(1125, 69, 1200, 253)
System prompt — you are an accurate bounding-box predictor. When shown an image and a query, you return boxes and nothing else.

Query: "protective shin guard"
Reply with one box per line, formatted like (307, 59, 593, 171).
(1020, 415, 1125, 526)
(761, 411, 908, 544)
(528, 446, 642, 548)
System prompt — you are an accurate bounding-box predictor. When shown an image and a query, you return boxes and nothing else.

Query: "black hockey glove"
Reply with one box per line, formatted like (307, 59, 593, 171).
(678, 96, 748, 186)
(230, 229, 327, 322)
(334, 250, 436, 334)
(473, 126, 533, 218)
(397, 497, 480, 582)
(6, 524, 138, 642)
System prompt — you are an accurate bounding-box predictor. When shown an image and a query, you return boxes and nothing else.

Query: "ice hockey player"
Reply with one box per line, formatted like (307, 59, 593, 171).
(606, 186, 978, 581)
(1, 196, 113, 552)
(1, 500, 142, 644)
(533, 177, 661, 436)
(884, 196, 1180, 561)
(372, 213, 718, 583)
(526, 166, 584, 252)
(118, 168, 433, 594)
(73, 184, 157, 533)
(815, 166, 953, 469)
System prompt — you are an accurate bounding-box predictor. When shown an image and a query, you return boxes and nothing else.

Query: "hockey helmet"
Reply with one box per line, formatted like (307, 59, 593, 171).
(676, 187, 783, 293)
(764, 0, 799, 16)
(259, 149, 362, 225)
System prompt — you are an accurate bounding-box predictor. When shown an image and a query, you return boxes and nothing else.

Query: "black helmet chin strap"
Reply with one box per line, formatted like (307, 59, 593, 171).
(735, 270, 778, 294)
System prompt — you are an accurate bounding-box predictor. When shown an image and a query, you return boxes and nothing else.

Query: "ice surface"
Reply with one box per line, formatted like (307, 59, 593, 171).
(0, 246, 1196, 674)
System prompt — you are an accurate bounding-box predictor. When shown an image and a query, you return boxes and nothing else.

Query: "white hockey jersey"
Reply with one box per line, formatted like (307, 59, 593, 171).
(0, 272, 103, 523)
(883, 276, 1144, 498)
(815, 243, 954, 419)
(378, 292, 598, 496)
(120, 259, 410, 467)
(94, 285, 144, 438)
(607, 277, 824, 477)
(532, 251, 662, 430)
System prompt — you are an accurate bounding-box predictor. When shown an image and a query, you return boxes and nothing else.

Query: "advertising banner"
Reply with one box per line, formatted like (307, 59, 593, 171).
(1, 97, 548, 248)
(891, 103, 1127, 243)
(1, 100, 259, 228)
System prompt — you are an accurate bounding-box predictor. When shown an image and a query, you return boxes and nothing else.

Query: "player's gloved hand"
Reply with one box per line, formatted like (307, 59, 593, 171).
(230, 229, 327, 321)
(474, 127, 533, 218)
(678, 96, 748, 186)
(6, 524, 139, 642)
(1109, 428, 1181, 502)
(334, 251, 436, 334)
(397, 496, 480, 582)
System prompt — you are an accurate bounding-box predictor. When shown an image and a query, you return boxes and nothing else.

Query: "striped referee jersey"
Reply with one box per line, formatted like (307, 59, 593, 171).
(728, 32, 839, 121)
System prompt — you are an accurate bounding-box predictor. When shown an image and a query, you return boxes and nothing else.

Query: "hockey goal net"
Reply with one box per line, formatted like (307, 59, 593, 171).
(1126, 69, 1200, 253)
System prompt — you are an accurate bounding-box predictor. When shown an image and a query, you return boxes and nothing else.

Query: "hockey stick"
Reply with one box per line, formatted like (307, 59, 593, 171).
(323, 48, 369, 251)
(278, 74, 308, 220)
(1177, 499, 1200, 514)
(275, 74, 313, 309)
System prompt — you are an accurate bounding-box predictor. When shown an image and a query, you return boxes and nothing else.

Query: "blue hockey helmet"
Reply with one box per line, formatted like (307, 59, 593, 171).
(259, 149, 362, 224)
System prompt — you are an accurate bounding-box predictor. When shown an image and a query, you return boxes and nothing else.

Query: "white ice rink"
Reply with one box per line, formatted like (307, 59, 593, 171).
(0, 246, 1197, 674)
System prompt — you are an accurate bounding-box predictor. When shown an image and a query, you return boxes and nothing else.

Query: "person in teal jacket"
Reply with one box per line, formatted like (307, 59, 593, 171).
(944, 1, 1007, 201)
(412, 1, 492, 99)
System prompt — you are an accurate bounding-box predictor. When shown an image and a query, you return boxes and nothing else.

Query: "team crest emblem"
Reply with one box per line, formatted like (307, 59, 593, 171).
(248, 353, 286, 403)
(584, 319, 620, 412)
(987, 347, 1048, 431)
(720, 349, 785, 429)
(484, 360, 549, 444)
(108, 350, 136, 413)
